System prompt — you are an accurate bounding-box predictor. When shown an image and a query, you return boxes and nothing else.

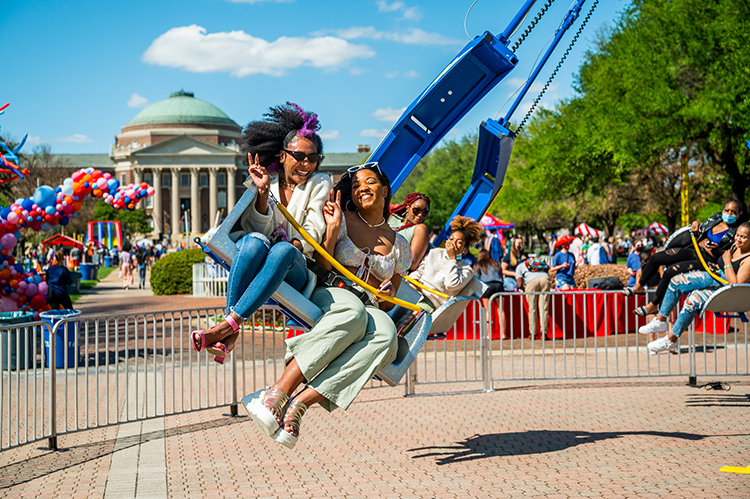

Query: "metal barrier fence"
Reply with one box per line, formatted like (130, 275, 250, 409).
(192, 262, 229, 298)
(2, 290, 747, 451)
(409, 290, 749, 393)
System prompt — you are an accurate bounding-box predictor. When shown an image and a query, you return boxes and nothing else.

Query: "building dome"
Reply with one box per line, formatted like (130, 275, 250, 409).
(124, 90, 238, 128)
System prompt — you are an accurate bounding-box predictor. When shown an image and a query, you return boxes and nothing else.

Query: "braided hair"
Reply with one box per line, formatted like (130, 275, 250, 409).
(240, 102, 323, 174)
(389, 192, 430, 232)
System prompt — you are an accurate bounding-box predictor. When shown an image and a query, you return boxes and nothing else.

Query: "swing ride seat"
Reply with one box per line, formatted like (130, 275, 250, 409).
(199, 185, 482, 386)
(700, 284, 750, 323)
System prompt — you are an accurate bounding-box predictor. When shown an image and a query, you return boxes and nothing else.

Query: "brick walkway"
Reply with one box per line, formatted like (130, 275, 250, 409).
(1, 271, 749, 498)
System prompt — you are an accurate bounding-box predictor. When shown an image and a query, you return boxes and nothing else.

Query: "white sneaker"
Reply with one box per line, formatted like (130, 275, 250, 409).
(639, 318, 668, 335)
(648, 335, 677, 354)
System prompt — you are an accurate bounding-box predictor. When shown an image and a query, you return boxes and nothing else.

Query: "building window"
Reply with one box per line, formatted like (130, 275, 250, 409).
(120, 173, 126, 185)
(144, 172, 153, 185)
(180, 173, 190, 187)
(218, 191, 227, 209)
(218, 172, 226, 187)
(163, 173, 171, 187)
(145, 196, 153, 208)
(200, 173, 208, 187)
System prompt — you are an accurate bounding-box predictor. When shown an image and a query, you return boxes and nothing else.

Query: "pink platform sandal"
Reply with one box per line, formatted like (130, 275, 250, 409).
(207, 314, 240, 364)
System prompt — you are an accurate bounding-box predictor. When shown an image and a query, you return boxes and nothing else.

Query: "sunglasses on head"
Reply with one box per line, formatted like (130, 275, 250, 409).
(283, 149, 324, 164)
(347, 161, 384, 177)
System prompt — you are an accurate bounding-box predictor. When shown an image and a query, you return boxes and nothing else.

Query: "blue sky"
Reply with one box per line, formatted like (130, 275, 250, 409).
(2, 0, 630, 155)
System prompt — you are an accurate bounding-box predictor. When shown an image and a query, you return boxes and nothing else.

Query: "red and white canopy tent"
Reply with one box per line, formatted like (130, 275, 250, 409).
(41, 234, 83, 250)
(574, 223, 604, 238)
(631, 222, 669, 238)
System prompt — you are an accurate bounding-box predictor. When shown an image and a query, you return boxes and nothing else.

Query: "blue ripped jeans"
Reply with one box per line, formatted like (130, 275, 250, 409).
(226, 233, 307, 320)
(657, 269, 724, 337)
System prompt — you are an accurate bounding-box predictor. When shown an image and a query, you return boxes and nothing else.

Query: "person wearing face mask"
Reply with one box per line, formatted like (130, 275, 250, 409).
(502, 236, 527, 292)
(623, 199, 745, 317)
(409, 215, 486, 310)
(388, 192, 431, 271)
(551, 235, 576, 290)
(191, 103, 332, 363)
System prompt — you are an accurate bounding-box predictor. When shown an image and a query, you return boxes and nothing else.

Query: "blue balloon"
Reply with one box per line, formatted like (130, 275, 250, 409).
(33, 185, 57, 209)
(0, 207, 10, 219)
(60, 217, 69, 226)
(13, 264, 23, 273)
(22, 199, 34, 211)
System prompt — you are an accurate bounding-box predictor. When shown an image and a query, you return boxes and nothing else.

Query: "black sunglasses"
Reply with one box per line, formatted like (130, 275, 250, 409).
(410, 207, 429, 217)
(283, 149, 324, 163)
(347, 161, 384, 177)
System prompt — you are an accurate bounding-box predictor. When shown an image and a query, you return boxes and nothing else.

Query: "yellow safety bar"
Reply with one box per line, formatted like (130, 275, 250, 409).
(273, 199, 421, 312)
(691, 231, 728, 285)
(403, 275, 450, 299)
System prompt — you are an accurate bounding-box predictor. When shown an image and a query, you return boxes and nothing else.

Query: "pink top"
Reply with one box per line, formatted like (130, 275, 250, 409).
(334, 216, 412, 282)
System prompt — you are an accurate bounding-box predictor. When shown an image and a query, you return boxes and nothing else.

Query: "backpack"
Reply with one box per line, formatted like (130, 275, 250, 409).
(526, 258, 549, 273)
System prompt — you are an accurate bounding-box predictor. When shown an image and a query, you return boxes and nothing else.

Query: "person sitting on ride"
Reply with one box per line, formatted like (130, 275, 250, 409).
(409, 215, 486, 310)
(551, 235, 576, 290)
(388, 192, 431, 271)
(243, 162, 411, 450)
(623, 198, 745, 317)
(191, 103, 332, 362)
(640, 222, 750, 354)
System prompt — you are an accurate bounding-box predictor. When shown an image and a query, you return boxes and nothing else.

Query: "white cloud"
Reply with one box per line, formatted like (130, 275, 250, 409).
(360, 128, 390, 138)
(319, 130, 339, 139)
(26, 136, 42, 145)
(377, 1, 405, 13)
(385, 71, 399, 78)
(376, 0, 422, 20)
(56, 134, 94, 143)
(320, 26, 461, 46)
(404, 70, 419, 78)
(372, 107, 405, 123)
(127, 93, 149, 109)
(142, 25, 375, 77)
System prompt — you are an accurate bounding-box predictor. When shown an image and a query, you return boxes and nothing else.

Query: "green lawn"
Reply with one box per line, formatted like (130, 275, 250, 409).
(71, 265, 117, 303)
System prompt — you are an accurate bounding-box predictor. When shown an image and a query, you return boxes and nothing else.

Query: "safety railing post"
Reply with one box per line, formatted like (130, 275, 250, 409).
(230, 343, 239, 417)
(688, 322, 697, 387)
(48, 321, 57, 450)
(480, 307, 493, 392)
(405, 361, 417, 396)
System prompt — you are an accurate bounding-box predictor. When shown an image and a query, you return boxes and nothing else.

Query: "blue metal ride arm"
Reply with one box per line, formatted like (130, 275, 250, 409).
(366, 31, 519, 193)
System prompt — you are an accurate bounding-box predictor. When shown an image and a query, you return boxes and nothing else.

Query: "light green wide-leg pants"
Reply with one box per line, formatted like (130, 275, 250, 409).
(285, 286, 398, 412)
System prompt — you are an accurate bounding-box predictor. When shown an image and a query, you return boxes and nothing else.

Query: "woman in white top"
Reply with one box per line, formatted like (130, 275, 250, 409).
(410, 215, 485, 309)
(191, 103, 332, 362)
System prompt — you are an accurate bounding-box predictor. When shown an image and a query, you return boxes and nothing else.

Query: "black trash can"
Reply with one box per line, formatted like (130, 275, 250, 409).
(1, 312, 36, 370)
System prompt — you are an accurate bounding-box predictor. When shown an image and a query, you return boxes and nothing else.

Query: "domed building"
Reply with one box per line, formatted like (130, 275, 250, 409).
(109, 90, 368, 241)
(111, 90, 243, 238)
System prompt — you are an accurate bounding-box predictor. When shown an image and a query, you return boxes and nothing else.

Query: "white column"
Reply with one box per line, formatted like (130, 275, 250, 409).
(227, 166, 236, 213)
(208, 168, 218, 228)
(152, 167, 162, 238)
(133, 167, 143, 208)
(190, 167, 200, 237)
(170, 169, 180, 237)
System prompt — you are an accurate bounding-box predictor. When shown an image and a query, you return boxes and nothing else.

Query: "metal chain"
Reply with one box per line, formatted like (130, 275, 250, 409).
(510, 0, 556, 52)
(515, 0, 599, 135)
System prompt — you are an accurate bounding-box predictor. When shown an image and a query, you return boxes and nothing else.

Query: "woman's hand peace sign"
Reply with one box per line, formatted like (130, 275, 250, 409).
(248, 153, 270, 195)
(322, 189, 343, 232)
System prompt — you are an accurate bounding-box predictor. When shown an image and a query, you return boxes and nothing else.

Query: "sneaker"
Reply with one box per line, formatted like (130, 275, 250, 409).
(638, 318, 668, 335)
(669, 338, 680, 354)
(648, 335, 676, 354)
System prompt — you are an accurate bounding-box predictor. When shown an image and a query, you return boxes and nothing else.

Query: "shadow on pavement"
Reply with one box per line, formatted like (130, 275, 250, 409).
(0, 414, 246, 489)
(408, 430, 716, 465)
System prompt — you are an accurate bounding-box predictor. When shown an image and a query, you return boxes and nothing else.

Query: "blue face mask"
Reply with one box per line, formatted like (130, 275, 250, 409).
(722, 213, 737, 225)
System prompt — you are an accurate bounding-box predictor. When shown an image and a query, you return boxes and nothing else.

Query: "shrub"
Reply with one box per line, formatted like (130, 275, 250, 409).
(150, 248, 206, 295)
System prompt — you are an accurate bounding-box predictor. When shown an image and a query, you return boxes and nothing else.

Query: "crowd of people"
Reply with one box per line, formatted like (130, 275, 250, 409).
(180, 102, 748, 451)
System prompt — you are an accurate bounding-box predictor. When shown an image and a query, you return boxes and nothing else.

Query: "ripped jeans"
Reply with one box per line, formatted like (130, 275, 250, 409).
(657, 269, 724, 337)
(226, 233, 307, 320)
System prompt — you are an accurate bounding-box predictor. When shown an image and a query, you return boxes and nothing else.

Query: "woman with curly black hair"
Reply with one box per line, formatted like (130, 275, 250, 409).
(191, 103, 332, 363)
(409, 215, 487, 309)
